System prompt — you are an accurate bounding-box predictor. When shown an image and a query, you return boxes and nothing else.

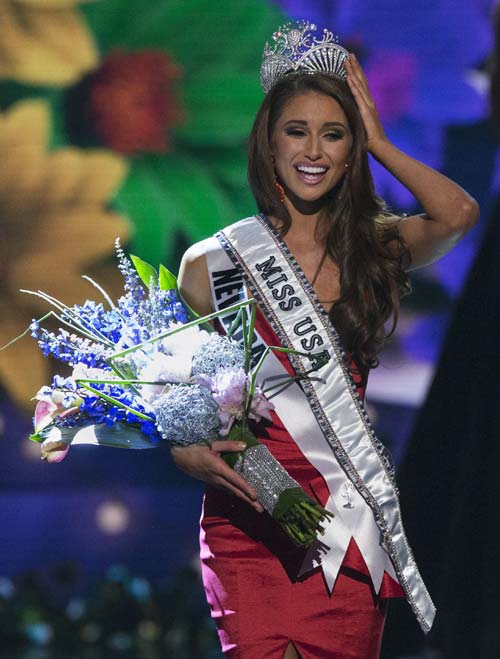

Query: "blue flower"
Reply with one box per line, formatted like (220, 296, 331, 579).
(115, 238, 146, 306)
(29, 319, 40, 338)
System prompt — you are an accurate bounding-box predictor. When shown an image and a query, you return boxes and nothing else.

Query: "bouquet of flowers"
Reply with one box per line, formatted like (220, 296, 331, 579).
(4, 240, 332, 547)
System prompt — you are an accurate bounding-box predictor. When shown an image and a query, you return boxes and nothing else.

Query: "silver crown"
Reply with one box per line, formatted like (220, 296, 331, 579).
(260, 21, 349, 94)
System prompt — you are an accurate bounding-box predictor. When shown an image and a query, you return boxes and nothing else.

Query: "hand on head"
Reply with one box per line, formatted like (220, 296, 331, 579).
(345, 54, 387, 151)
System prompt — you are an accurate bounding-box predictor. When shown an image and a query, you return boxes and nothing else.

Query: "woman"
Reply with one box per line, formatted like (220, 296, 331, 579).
(172, 23, 479, 659)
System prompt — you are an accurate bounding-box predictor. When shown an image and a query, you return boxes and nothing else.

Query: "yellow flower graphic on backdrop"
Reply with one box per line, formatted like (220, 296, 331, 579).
(0, 0, 98, 86)
(0, 100, 129, 409)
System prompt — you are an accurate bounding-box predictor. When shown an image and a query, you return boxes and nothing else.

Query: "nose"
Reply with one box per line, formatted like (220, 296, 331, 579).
(304, 135, 322, 160)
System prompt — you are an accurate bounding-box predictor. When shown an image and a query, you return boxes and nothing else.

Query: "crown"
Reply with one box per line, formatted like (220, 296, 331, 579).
(260, 21, 349, 94)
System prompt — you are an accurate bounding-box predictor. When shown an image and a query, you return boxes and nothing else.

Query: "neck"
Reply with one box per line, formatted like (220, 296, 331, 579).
(283, 195, 329, 245)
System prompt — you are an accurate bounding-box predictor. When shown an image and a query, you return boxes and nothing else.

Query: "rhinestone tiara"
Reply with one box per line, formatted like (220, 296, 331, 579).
(260, 21, 349, 94)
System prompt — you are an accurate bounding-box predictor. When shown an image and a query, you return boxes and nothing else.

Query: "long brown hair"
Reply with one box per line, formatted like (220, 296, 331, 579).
(247, 73, 411, 368)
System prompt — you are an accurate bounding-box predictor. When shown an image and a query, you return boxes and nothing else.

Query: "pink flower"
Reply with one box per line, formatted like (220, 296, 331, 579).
(34, 383, 83, 432)
(41, 440, 71, 464)
(248, 389, 274, 424)
(209, 368, 247, 435)
(34, 398, 58, 433)
(194, 368, 274, 435)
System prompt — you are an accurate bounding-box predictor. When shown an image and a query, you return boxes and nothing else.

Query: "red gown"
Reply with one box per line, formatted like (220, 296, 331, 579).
(200, 311, 404, 659)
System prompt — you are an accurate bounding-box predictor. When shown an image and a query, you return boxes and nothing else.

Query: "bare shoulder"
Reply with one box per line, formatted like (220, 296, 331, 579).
(178, 238, 215, 316)
(181, 237, 214, 264)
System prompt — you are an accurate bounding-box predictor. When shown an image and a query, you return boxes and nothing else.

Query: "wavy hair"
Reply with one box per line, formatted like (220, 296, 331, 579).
(247, 73, 411, 368)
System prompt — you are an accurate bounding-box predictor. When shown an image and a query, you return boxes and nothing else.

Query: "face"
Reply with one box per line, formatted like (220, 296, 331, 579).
(270, 91, 352, 210)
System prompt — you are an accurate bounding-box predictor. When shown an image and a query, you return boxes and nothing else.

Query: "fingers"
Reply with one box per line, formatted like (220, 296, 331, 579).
(346, 55, 371, 97)
(170, 441, 264, 513)
(346, 53, 368, 89)
(210, 440, 247, 453)
(346, 57, 372, 107)
(213, 456, 260, 503)
(208, 445, 265, 512)
(215, 474, 265, 513)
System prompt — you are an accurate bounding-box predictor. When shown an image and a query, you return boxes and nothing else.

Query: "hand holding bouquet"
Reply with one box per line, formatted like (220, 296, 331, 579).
(4, 241, 332, 547)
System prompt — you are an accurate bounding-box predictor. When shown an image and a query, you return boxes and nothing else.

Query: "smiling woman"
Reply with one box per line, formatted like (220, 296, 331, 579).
(248, 72, 410, 367)
(271, 92, 352, 206)
(172, 21, 479, 659)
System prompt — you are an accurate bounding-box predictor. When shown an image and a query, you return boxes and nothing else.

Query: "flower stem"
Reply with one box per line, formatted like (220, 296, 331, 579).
(81, 275, 117, 309)
(108, 298, 255, 361)
(78, 383, 154, 422)
(272, 487, 334, 547)
(0, 311, 53, 351)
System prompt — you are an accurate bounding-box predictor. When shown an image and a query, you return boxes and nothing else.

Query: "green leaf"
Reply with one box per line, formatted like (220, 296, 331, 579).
(158, 263, 177, 291)
(116, 153, 237, 267)
(29, 433, 44, 444)
(83, 0, 284, 75)
(177, 71, 262, 145)
(130, 254, 158, 287)
(222, 424, 260, 468)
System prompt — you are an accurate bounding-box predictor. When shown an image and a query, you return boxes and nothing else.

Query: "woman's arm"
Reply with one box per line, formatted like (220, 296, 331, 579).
(345, 53, 480, 271)
(177, 239, 214, 317)
(171, 241, 264, 512)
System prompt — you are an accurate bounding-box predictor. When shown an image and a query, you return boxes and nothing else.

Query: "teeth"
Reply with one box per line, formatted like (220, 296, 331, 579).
(296, 165, 327, 174)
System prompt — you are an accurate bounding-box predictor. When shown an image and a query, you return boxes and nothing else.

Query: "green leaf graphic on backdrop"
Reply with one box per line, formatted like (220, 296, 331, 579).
(82, 0, 285, 270)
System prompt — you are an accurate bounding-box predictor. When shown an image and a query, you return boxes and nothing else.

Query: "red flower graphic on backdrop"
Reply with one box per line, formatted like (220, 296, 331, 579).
(84, 50, 183, 154)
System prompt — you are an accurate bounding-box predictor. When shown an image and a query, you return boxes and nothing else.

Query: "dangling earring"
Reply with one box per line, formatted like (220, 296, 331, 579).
(274, 179, 285, 203)
(271, 155, 285, 204)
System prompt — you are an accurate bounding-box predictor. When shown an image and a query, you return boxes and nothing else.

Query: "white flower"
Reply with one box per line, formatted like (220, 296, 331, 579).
(71, 364, 113, 382)
(138, 326, 212, 401)
(160, 325, 211, 357)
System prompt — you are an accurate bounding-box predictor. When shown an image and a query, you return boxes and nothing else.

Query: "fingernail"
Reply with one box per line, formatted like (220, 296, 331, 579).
(236, 442, 246, 450)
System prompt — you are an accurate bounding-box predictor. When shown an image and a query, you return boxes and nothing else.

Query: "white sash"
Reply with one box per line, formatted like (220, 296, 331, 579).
(205, 214, 435, 633)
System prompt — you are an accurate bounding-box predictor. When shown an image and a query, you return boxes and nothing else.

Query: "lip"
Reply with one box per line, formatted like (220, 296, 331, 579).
(293, 163, 330, 185)
(294, 162, 330, 172)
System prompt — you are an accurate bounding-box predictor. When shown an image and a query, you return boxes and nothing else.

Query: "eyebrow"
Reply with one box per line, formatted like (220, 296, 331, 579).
(283, 120, 346, 128)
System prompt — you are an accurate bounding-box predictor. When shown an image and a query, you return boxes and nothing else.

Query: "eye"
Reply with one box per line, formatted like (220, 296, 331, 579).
(284, 127, 306, 137)
(324, 131, 344, 141)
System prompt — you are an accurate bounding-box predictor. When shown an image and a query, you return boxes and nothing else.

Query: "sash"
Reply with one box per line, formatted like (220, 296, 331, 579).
(207, 214, 435, 633)
(205, 237, 398, 594)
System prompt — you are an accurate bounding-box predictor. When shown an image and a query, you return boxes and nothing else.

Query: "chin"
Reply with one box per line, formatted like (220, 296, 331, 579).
(294, 187, 333, 202)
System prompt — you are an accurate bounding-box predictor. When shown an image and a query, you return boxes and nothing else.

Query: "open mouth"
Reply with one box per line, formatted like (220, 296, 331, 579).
(294, 164, 329, 184)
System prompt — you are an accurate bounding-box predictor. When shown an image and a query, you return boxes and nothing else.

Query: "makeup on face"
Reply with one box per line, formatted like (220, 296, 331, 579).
(271, 91, 352, 208)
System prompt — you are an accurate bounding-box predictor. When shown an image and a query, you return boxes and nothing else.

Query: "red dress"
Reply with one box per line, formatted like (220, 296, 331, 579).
(200, 311, 404, 659)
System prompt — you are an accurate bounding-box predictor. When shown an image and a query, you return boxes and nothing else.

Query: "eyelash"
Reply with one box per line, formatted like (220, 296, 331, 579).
(284, 128, 343, 140)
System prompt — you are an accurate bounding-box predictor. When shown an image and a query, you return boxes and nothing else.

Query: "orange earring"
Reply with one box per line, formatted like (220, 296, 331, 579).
(274, 179, 285, 203)
(271, 155, 285, 203)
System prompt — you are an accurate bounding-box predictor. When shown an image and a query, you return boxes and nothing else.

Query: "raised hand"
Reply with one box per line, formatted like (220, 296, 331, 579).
(345, 53, 387, 152)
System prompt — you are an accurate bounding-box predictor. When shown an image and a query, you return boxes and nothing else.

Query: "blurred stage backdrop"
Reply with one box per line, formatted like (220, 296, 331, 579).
(0, 1, 497, 657)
